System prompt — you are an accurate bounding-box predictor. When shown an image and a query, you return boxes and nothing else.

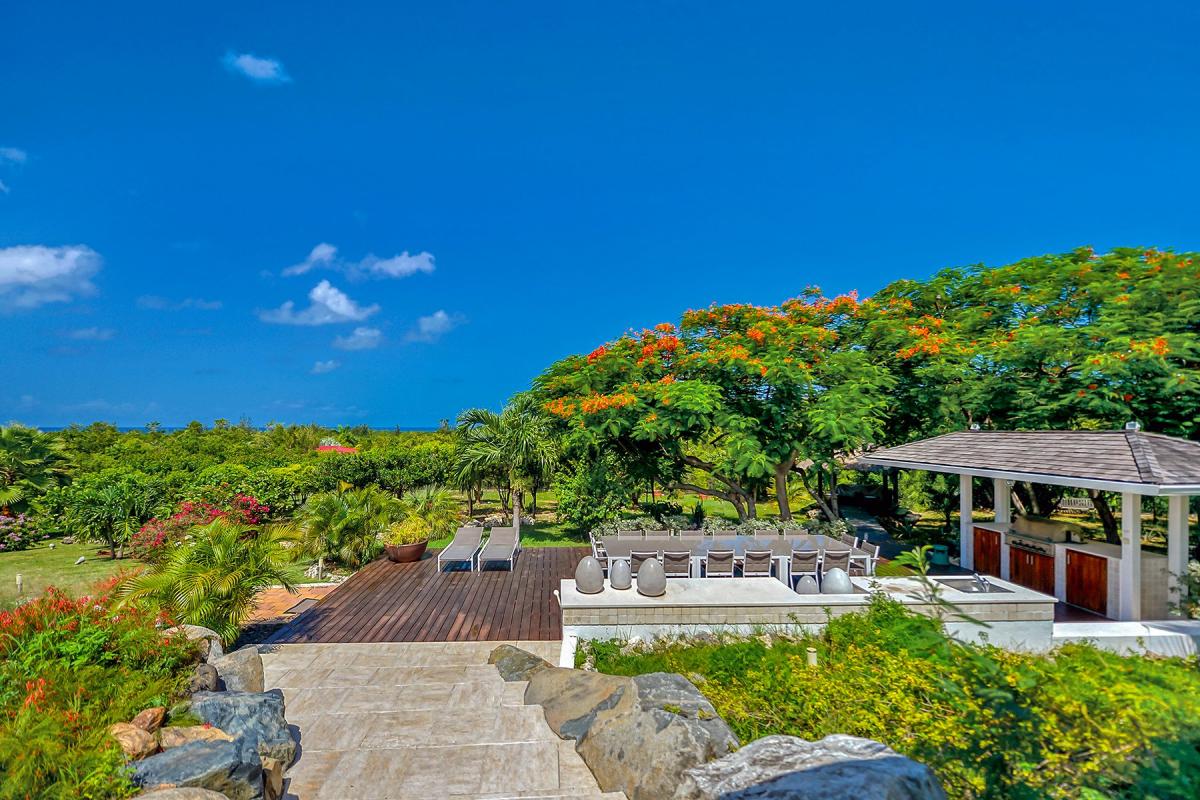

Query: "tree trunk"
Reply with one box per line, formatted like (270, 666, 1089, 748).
(531, 487, 538, 515)
(797, 467, 837, 522)
(775, 459, 794, 520)
(512, 489, 523, 535)
(317, 555, 325, 580)
(1088, 489, 1121, 545)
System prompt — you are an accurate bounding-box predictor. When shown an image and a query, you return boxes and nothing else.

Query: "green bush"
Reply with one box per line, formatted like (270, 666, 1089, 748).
(0, 581, 196, 799)
(584, 596, 1200, 800)
(554, 456, 630, 533)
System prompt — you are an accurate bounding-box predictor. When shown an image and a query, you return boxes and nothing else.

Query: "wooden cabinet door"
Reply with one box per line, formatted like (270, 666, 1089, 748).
(1008, 548, 1026, 585)
(1030, 552, 1056, 595)
(973, 528, 1001, 576)
(1066, 550, 1108, 616)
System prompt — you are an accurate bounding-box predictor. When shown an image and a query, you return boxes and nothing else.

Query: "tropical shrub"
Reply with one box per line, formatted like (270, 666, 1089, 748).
(397, 486, 460, 541)
(130, 495, 270, 562)
(554, 457, 629, 533)
(0, 581, 196, 800)
(0, 514, 44, 552)
(296, 484, 399, 570)
(117, 520, 299, 643)
(584, 596, 1200, 800)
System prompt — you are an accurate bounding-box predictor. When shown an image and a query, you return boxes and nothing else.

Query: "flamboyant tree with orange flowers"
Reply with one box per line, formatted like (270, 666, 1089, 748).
(861, 246, 1200, 538)
(536, 291, 894, 520)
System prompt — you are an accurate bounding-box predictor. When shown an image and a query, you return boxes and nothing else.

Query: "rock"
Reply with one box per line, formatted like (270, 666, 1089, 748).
(74, 556, 86, 565)
(261, 756, 284, 800)
(109, 722, 158, 760)
(133, 706, 167, 733)
(133, 740, 262, 800)
(489, 644, 552, 682)
(168, 624, 226, 662)
(167, 700, 193, 723)
(211, 646, 264, 692)
(577, 673, 739, 800)
(190, 690, 297, 767)
(141, 789, 231, 800)
(190, 663, 220, 693)
(523, 664, 738, 800)
(160, 725, 236, 749)
(524, 666, 634, 741)
(673, 734, 948, 800)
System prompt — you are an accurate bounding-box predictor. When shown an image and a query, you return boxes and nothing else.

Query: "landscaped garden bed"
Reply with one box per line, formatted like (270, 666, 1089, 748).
(0, 579, 196, 799)
(579, 596, 1200, 800)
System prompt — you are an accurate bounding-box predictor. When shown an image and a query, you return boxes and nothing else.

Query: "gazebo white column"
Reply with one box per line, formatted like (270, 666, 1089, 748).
(1119, 492, 1142, 621)
(1167, 495, 1190, 617)
(994, 478, 1011, 580)
(959, 474, 973, 569)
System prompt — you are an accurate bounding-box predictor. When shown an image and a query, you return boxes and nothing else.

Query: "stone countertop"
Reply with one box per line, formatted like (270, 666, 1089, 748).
(1057, 539, 1167, 561)
(559, 574, 1056, 609)
(970, 521, 1012, 533)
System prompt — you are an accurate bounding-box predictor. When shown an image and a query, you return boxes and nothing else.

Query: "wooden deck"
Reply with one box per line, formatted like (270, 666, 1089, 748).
(268, 547, 587, 644)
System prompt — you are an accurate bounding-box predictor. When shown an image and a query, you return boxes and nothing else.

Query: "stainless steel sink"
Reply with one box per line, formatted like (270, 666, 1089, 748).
(934, 578, 1013, 594)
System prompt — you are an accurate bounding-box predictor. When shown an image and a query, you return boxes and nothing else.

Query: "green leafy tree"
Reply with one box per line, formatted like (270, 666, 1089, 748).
(387, 486, 461, 543)
(0, 425, 70, 513)
(117, 519, 299, 643)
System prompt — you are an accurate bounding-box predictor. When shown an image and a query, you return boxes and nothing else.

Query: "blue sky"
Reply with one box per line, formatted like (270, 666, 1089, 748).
(2, 2, 1198, 428)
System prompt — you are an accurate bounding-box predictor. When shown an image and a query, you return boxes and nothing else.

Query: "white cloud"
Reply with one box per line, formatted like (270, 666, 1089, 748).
(64, 326, 115, 341)
(357, 252, 435, 279)
(311, 360, 340, 374)
(282, 242, 338, 276)
(333, 326, 383, 351)
(223, 52, 290, 84)
(0, 147, 27, 165)
(0, 244, 101, 310)
(406, 310, 462, 343)
(137, 295, 223, 311)
(259, 279, 379, 325)
(0, 180, 7, 194)
(280, 242, 435, 280)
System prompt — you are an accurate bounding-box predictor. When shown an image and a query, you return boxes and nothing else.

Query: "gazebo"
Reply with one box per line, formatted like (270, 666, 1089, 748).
(860, 424, 1199, 621)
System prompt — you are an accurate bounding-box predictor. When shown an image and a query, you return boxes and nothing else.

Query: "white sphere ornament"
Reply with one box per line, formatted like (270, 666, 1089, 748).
(609, 559, 633, 590)
(575, 556, 604, 594)
(795, 575, 820, 594)
(820, 567, 853, 594)
(636, 558, 667, 597)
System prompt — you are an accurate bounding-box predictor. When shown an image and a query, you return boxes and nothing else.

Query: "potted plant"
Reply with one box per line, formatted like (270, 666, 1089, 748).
(383, 518, 429, 563)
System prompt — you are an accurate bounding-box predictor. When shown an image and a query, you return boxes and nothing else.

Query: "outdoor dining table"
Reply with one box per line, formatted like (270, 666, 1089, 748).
(598, 534, 871, 584)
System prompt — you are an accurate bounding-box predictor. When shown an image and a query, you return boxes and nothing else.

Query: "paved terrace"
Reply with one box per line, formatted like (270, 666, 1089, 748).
(269, 547, 589, 644)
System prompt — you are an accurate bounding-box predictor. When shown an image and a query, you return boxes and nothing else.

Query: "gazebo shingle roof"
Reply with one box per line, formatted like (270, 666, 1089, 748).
(860, 429, 1200, 490)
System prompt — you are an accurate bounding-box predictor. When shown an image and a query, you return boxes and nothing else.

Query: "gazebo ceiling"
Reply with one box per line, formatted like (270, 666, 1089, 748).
(858, 429, 1200, 495)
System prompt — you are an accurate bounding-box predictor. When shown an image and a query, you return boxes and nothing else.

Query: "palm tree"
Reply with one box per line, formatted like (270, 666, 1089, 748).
(398, 486, 461, 541)
(0, 426, 69, 514)
(297, 484, 399, 576)
(69, 479, 158, 559)
(117, 519, 299, 644)
(454, 394, 558, 529)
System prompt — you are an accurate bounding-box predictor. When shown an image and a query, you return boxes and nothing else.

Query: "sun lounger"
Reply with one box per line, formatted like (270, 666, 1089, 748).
(437, 526, 484, 571)
(477, 526, 520, 571)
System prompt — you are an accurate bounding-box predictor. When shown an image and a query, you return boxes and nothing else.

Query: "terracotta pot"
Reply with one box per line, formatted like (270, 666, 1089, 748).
(385, 541, 428, 563)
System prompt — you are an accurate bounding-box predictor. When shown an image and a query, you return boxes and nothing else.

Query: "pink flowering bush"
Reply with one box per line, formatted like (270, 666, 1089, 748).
(0, 514, 46, 552)
(130, 494, 271, 562)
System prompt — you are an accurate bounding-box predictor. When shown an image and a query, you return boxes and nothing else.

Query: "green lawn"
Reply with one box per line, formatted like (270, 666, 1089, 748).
(0, 539, 135, 606)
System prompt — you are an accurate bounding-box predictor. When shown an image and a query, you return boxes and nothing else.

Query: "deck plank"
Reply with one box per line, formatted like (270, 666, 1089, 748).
(269, 547, 586, 643)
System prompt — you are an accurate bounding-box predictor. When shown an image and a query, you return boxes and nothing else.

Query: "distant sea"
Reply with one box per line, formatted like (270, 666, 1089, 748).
(37, 425, 442, 433)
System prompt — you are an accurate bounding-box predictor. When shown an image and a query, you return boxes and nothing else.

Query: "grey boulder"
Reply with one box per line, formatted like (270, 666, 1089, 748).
(132, 740, 261, 800)
(190, 690, 297, 767)
(141, 789, 232, 800)
(518, 661, 738, 800)
(673, 734, 948, 800)
(488, 643, 552, 682)
(189, 663, 220, 693)
(169, 624, 226, 662)
(211, 646, 265, 692)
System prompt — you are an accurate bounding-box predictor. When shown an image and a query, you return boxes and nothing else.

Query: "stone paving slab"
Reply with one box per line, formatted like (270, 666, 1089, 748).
(262, 640, 624, 800)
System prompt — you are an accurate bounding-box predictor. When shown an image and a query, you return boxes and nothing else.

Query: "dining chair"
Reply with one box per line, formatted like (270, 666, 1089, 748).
(629, 550, 658, 576)
(742, 549, 774, 578)
(790, 549, 819, 588)
(662, 551, 692, 578)
(704, 549, 735, 577)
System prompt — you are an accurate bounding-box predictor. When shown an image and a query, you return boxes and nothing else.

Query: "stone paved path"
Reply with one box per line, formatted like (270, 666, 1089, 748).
(262, 640, 626, 800)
